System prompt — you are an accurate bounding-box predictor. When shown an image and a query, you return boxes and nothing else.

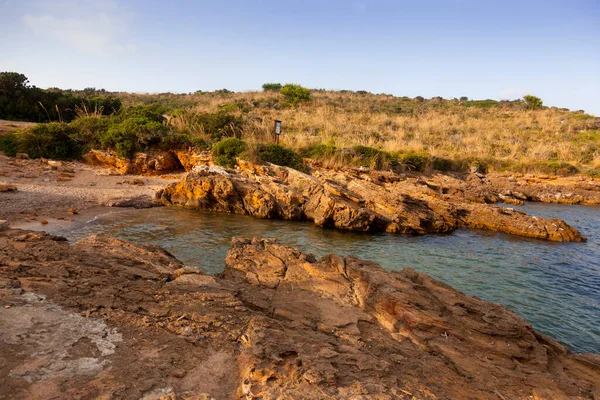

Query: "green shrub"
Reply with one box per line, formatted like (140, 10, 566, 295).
(431, 157, 454, 172)
(15, 123, 81, 159)
(212, 138, 247, 168)
(348, 145, 396, 170)
(70, 116, 112, 151)
(118, 104, 167, 123)
(195, 112, 243, 140)
(465, 99, 499, 109)
(280, 84, 311, 106)
(250, 143, 306, 172)
(398, 152, 430, 172)
(102, 117, 167, 158)
(0, 132, 17, 156)
(523, 95, 543, 110)
(534, 161, 578, 175)
(301, 143, 337, 159)
(262, 83, 282, 92)
(160, 133, 210, 150)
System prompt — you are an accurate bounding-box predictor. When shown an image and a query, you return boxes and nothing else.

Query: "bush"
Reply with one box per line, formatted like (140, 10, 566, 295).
(195, 112, 243, 140)
(262, 83, 282, 92)
(101, 117, 168, 158)
(280, 84, 311, 106)
(301, 143, 337, 159)
(348, 145, 396, 170)
(70, 116, 112, 151)
(399, 152, 430, 172)
(466, 99, 498, 109)
(212, 138, 247, 168)
(431, 157, 454, 172)
(523, 95, 543, 110)
(0, 132, 17, 156)
(15, 122, 81, 159)
(250, 144, 306, 172)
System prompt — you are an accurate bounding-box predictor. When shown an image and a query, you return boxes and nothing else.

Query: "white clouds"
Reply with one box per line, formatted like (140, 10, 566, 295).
(21, 1, 135, 56)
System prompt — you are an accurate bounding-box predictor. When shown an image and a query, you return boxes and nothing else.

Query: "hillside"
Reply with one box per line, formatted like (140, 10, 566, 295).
(2, 73, 600, 175)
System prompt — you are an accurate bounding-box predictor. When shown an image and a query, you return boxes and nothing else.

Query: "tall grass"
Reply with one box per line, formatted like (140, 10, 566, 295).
(147, 90, 598, 172)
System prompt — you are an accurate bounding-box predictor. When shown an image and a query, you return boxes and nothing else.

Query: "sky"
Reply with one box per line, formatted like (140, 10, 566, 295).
(1, 0, 599, 115)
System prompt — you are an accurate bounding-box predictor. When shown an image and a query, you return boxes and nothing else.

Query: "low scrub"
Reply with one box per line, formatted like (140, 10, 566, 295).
(0, 132, 18, 157)
(101, 117, 168, 158)
(280, 84, 311, 106)
(212, 138, 248, 168)
(246, 144, 307, 172)
(195, 112, 243, 140)
(13, 123, 81, 159)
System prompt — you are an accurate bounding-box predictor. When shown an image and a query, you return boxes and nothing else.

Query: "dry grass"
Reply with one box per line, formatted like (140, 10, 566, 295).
(121, 90, 600, 173)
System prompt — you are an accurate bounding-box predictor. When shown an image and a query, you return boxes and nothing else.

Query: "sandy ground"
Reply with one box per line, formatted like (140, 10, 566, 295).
(0, 152, 182, 225)
(0, 119, 36, 135)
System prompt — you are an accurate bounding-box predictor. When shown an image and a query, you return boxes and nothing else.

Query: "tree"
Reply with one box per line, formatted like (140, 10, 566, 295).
(262, 83, 282, 92)
(523, 95, 543, 110)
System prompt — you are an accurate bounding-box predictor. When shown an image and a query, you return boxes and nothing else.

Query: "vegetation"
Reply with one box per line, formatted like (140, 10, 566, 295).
(212, 138, 248, 168)
(262, 83, 282, 92)
(249, 143, 307, 172)
(523, 95, 543, 110)
(0, 72, 121, 122)
(1, 71, 599, 175)
(11, 123, 82, 159)
(280, 84, 311, 106)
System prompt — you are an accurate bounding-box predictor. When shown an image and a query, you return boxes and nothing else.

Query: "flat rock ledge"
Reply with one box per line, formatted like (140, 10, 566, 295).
(156, 162, 585, 242)
(1, 229, 598, 399)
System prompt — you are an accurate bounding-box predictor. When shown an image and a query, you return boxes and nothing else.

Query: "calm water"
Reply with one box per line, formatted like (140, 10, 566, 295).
(34, 203, 600, 354)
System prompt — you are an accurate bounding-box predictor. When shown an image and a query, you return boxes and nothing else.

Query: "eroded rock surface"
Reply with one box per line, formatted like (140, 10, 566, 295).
(1, 230, 598, 399)
(156, 162, 586, 242)
(83, 149, 212, 176)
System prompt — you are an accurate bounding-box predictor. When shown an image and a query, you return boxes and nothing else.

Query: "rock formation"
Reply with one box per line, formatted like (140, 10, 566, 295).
(156, 162, 586, 242)
(0, 229, 598, 399)
(82, 149, 212, 175)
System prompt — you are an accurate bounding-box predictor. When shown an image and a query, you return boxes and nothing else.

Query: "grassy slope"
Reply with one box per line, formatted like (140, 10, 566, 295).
(121, 90, 600, 173)
(3, 89, 600, 174)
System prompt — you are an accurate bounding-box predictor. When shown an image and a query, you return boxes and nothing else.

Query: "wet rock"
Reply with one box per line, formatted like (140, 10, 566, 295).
(102, 195, 164, 209)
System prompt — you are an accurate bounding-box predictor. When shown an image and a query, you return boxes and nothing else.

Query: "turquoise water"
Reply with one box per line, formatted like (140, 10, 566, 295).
(42, 203, 600, 354)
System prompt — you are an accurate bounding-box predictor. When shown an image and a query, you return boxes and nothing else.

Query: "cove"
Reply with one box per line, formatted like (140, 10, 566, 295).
(36, 202, 600, 354)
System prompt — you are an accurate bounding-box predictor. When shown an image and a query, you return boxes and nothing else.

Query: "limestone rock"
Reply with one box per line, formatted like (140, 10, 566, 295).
(0, 229, 598, 399)
(83, 149, 210, 176)
(157, 162, 586, 242)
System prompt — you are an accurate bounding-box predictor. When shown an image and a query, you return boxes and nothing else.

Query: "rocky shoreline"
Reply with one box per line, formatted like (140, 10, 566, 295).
(3, 149, 599, 244)
(1, 227, 599, 399)
(156, 160, 592, 242)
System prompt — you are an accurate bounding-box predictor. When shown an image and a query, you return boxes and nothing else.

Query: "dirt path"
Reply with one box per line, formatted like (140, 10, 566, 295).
(0, 153, 182, 224)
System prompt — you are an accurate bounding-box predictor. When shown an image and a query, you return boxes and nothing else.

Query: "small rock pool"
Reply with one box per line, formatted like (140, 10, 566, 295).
(26, 202, 600, 354)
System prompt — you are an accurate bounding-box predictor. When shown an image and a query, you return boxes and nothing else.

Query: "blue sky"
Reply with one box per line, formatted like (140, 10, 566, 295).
(1, 0, 599, 114)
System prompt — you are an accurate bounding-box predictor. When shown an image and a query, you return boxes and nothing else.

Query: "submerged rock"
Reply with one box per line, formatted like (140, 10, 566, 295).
(157, 161, 586, 242)
(0, 229, 598, 399)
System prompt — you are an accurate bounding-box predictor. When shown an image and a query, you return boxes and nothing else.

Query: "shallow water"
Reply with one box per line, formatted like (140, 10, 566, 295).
(36, 203, 600, 354)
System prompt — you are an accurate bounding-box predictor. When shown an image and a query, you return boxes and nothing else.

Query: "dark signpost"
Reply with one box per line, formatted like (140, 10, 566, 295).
(274, 120, 282, 145)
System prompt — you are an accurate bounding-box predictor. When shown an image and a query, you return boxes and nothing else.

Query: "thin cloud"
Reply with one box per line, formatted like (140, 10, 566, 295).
(21, 2, 135, 56)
